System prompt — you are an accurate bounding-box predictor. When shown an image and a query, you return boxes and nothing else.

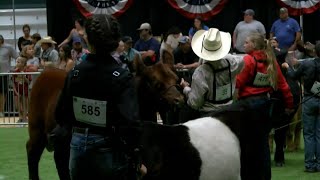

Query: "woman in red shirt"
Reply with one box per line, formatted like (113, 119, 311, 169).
(235, 33, 294, 180)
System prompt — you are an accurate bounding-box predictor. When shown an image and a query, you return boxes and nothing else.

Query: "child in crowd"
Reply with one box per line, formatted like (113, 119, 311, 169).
(13, 57, 31, 122)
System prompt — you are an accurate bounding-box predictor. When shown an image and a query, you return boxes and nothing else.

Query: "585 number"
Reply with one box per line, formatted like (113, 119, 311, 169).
(81, 105, 100, 116)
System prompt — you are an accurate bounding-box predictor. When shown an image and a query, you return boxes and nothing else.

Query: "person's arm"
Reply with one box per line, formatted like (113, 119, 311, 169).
(232, 31, 237, 50)
(288, 31, 302, 51)
(183, 62, 199, 69)
(58, 29, 74, 48)
(275, 62, 294, 109)
(181, 68, 208, 110)
(65, 59, 75, 72)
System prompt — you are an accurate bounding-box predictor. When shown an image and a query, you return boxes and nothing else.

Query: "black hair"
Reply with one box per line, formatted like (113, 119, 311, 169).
(85, 15, 121, 55)
(22, 24, 30, 31)
(163, 26, 181, 42)
(75, 18, 84, 27)
(60, 44, 72, 59)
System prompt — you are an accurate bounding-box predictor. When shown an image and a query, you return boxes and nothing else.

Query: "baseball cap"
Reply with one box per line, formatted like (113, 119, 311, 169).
(122, 36, 133, 43)
(179, 36, 190, 44)
(137, 23, 151, 30)
(280, 7, 288, 14)
(244, 9, 255, 16)
(73, 37, 81, 44)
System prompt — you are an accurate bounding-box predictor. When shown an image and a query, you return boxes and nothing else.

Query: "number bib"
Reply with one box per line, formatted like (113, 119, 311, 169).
(215, 83, 232, 101)
(253, 72, 270, 86)
(311, 81, 320, 96)
(73, 96, 107, 127)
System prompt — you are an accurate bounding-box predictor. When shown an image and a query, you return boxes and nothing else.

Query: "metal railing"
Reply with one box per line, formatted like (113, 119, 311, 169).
(0, 71, 41, 127)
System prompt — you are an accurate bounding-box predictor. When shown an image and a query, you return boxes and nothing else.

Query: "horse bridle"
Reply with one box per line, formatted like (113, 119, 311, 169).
(144, 79, 180, 100)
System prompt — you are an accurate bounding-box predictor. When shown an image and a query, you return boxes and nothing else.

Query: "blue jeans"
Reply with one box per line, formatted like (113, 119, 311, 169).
(69, 130, 129, 180)
(302, 96, 320, 170)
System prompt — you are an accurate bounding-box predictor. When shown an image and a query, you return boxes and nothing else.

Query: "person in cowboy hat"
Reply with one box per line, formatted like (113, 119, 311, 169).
(38, 36, 59, 68)
(179, 28, 244, 120)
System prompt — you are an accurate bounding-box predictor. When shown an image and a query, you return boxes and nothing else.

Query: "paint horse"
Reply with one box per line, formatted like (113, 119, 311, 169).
(26, 50, 184, 180)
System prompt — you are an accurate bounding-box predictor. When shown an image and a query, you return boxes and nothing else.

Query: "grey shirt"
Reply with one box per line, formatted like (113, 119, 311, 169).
(0, 43, 19, 72)
(234, 20, 266, 52)
(183, 54, 244, 112)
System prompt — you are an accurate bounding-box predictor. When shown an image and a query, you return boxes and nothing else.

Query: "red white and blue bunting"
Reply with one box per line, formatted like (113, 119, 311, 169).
(73, 0, 133, 18)
(167, 0, 228, 20)
(276, 0, 320, 16)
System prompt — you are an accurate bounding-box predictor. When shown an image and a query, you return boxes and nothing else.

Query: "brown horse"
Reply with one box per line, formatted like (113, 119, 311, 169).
(26, 50, 184, 180)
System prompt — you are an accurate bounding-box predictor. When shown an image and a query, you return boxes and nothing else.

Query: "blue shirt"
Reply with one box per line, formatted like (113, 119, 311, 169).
(270, 18, 300, 49)
(188, 25, 209, 39)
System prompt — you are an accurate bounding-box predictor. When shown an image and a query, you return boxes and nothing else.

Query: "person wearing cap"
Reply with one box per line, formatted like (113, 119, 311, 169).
(134, 22, 160, 66)
(71, 37, 90, 65)
(270, 7, 301, 50)
(179, 28, 244, 120)
(122, 36, 141, 72)
(173, 36, 199, 83)
(39, 36, 59, 68)
(233, 9, 266, 54)
(0, 34, 19, 117)
(235, 32, 294, 180)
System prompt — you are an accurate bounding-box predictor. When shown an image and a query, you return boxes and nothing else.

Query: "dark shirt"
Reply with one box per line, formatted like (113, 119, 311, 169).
(18, 36, 31, 51)
(173, 48, 198, 65)
(288, 58, 320, 96)
(55, 54, 140, 133)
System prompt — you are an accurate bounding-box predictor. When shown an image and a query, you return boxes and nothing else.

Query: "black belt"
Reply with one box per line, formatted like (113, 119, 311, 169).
(72, 127, 106, 135)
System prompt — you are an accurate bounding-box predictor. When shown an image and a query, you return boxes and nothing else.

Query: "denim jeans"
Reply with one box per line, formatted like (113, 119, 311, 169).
(237, 95, 272, 180)
(302, 96, 320, 170)
(69, 130, 129, 180)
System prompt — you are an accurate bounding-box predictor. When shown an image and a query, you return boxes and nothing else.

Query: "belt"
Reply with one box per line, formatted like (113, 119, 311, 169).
(72, 127, 106, 135)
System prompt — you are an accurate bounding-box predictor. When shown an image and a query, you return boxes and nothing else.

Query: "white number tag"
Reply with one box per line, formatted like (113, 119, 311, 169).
(253, 72, 270, 86)
(311, 81, 320, 96)
(73, 96, 107, 127)
(216, 83, 231, 101)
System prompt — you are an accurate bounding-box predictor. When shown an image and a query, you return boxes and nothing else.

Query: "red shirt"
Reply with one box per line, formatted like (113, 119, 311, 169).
(236, 50, 294, 108)
(13, 68, 32, 96)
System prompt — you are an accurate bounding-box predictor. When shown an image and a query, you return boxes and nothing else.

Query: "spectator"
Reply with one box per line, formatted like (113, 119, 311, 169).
(122, 36, 141, 72)
(160, 26, 182, 58)
(58, 18, 88, 49)
(233, 9, 266, 54)
(0, 34, 19, 117)
(31, 33, 42, 59)
(18, 24, 32, 52)
(270, 7, 301, 50)
(71, 37, 89, 65)
(134, 22, 160, 66)
(57, 44, 74, 72)
(38, 36, 59, 68)
(188, 16, 209, 40)
(13, 56, 31, 122)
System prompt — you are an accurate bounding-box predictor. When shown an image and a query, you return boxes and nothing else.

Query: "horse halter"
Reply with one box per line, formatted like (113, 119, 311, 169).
(144, 79, 179, 101)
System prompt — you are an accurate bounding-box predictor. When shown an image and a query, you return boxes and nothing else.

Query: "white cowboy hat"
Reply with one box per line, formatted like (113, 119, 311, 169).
(38, 36, 57, 44)
(191, 28, 231, 61)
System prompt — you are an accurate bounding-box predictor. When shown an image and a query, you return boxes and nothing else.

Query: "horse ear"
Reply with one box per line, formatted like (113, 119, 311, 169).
(161, 49, 175, 70)
(133, 54, 146, 75)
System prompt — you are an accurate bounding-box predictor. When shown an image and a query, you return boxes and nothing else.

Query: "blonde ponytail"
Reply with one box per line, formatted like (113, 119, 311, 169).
(265, 39, 278, 90)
